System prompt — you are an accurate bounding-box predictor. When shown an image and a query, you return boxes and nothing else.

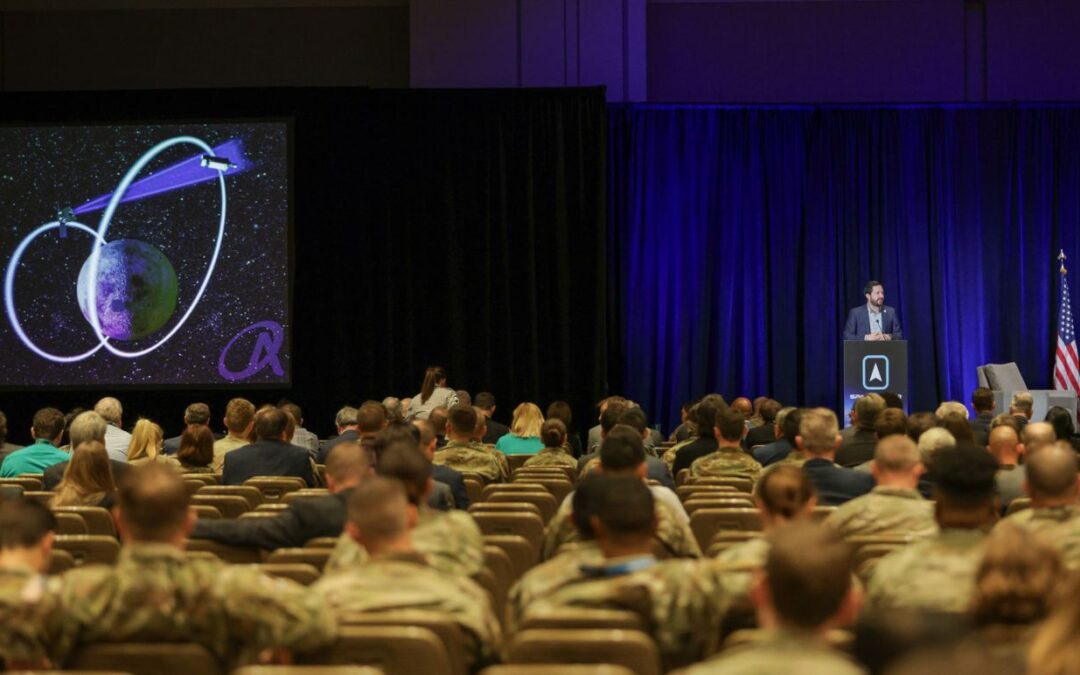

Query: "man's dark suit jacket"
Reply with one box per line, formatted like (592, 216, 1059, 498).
(970, 411, 995, 447)
(316, 429, 359, 464)
(835, 428, 879, 467)
(192, 488, 350, 549)
(743, 424, 776, 450)
(670, 437, 720, 477)
(432, 464, 470, 509)
(222, 440, 314, 487)
(482, 418, 510, 445)
(843, 305, 903, 341)
(803, 458, 875, 506)
(753, 437, 794, 466)
(44, 458, 130, 490)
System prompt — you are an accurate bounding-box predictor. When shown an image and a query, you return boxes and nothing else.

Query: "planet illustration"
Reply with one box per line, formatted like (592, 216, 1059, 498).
(75, 239, 178, 340)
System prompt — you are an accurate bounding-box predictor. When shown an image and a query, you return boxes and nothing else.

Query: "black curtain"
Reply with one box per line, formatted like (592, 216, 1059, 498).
(0, 88, 608, 440)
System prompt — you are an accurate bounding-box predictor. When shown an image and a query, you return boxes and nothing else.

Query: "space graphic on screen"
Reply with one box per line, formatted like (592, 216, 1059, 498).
(0, 122, 290, 387)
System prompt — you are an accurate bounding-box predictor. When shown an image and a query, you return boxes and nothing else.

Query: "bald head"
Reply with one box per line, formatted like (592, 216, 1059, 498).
(324, 440, 371, 492)
(1022, 422, 1058, 454)
(731, 397, 753, 417)
(1025, 442, 1080, 502)
(987, 425, 1021, 465)
(874, 435, 921, 473)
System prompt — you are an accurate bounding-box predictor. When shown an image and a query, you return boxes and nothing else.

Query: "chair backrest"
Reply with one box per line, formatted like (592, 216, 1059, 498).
(480, 666, 635, 675)
(184, 538, 262, 564)
(811, 505, 837, 522)
(23, 490, 54, 505)
(472, 512, 545, 554)
(514, 466, 577, 482)
(191, 494, 250, 518)
(184, 480, 207, 496)
(675, 485, 740, 502)
(266, 547, 331, 572)
(463, 477, 484, 505)
(256, 562, 321, 586)
(482, 482, 547, 500)
(1006, 497, 1032, 516)
(301, 624, 452, 675)
(283, 489, 331, 505)
(0, 476, 43, 491)
(305, 537, 340, 549)
(682, 497, 756, 516)
(983, 362, 1028, 392)
(196, 485, 263, 509)
(54, 511, 89, 535)
(239, 512, 280, 520)
(690, 508, 762, 549)
(235, 667, 384, 675)
(244, 476, 307, 500)
(483, 544, 514, 619)
(52, 506, 117, 537)
(483, 534, 537, 580)
(511, 477, 573, 503)
(192, 505, 223, 520)
(485, 492, 557, 523)
(685, 476, 753, 493)
(47, 548, 77, 575)
(53, 535, 120, 565)
(469, 502, 543, 519)
(68, 642, 222, 675)
(255, 503, 291, 513)
(507, 454, 532, 471)
(507, 629, 660, 675)
(519, 609, 645, 632)
(184, 473, 219, 486)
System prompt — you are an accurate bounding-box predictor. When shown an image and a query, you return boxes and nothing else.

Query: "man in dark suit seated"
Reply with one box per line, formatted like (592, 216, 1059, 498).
(191, 441, 370, 550)
(223, 406, 315, 487)
(43, 411, 130, 490)
(161, 402, 221, 455)
(743, 398, 782, 450)
(669, 395, 727, 477)
(836, 394, 885, 467)
(799, 407, 875, 506)
(475, 391, 510, 445)
(842, 280, 903, 342)
(969, 387, 996, 447)
(753, 407, 802, 466)
(317, 403, 388, 464)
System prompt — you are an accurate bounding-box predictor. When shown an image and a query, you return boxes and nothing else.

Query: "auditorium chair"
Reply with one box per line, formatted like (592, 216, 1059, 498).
(979, 361, 1078, 424)
(192, 505, 223, 520)
(235, 668, 383, 675)
(255, 503, 290, 513)
(469, 502, 543, 519)
(304, 537, 339, 549)
(1006, 497, 1032, 516)
(192, 494, 250, 518)
(481, 482, 547, 500)
(811, 506, 837, 521)
(513, 466, 577, 482)
(483, 534, 538, 580)
(184, 479, 207, 496)
(676, 485, 741, 503)
(483, 545, 514, 622)
(472, 511, 546, 555)
(256, 562, 321, 586)
(300, 625, 451, 675)
(507, 629, 661, 675)
(184, 538, 262, 564)
(47, 548, 77, 575)
(183, 473, 218, 486)
(266, 547, 331, 572)
(462, 476, 484, 505)
(519, 608, 645, 632)
(0, 476, 42, 491)
(686, 476, 753, 493)
(327, 619, 461, 675)
(23, 490, 54, 505)
(53, 505, 117, 537)
(472, 566, 500, 616)
(722, 628, 854, 654)
(53, 535, 120, 565)
(54, 511, 89, 535)
(481, 667, 635, 675)
(690, 508, 763, 549)
(682, 496, 756, 516)
(244, 476, 306, 500)
(239, 511, 280, 520)
(485, 492, 557, 524)
(283, 488, 330, 505)
(506, 455, 532, 472)
(67, 642, 221, 675)
(511, 477, 573, 503)
(196, 485, 263, 509)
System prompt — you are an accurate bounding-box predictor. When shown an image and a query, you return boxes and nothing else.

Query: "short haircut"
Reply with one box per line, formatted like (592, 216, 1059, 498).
(695, 395, 728, 439)
(906, 411, 939, 442)
(971, 522, 1064, 627)
(880, 391, 904, 409)
(755, 464, 814, 519)
(177, 425, 215, 467)
(224, 398, 256, 434)
(428, 407, 449, 436)
(798, 408, 840, 454)
(355, 403, 387, 435)
(541, 419, 567, 447)
(455, 390, 472, 407)
(413, 420, 436, 448)
(779, 408, 803, 441)
(1010, 391, 1034, 415)
(759, 399, 783, 423)
(335, 406, 359, 427)
(617, 407, 648, 434)
(874, 408, 909, 439)
(474, 391, 496, 410)
(116, 463, 190, 542)
(325, 440, 371, 484)
(593, 475, 655, 540)
(546, 400, 573, 428)
(278, 402, 303, 426)
(68, 411, 107, 447)
(374, 424, 420, 462)
(0, 498, 56, 549)
(184, 402, 211, 425)
(599, 424, 646, 473)
(1026, 443, 1079, 498)
(766, 523, 853, 629)
(447, 403, 478, 436)
(855, 394, 886, 429)
(347, 477, 409, 543)
(31, 407, 65, 441)
(1045, 406, 1076, 440)
(376, 442, 431, 504)
(570, 475, 606, 539)
(917, 427, 955, 463)
(1022, 422, 1058, 453)
(874, 435, 921, 473)
(472, 407, 489, 435)
(864, 280, 882, 295)
(713, 407, 745, 442)
(930, 445, 999, 508)
(939, 414, 975, 445)
(381, 397, 402, 422)
(600, 402, 628, 434)
(971, 388, 995, 413)
(254, 406, 289, 440)
(990, 413, 1023, 436)
(93, 397, 123, 425)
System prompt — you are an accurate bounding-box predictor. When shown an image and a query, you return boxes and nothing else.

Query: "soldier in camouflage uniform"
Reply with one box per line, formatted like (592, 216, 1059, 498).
(472, 408, 512, 477)
(866, 446, 999, 612)
(522, 419, 578, 470)
(33, 465, 336, 667)
(999, 442, 1080, 568)
(543, 426, 700, 560)
(0, 499, 59, 667)
(314, 476, 502, 669)
(434, 405, 507, 483)
(683, 523, 863, 675)
(825, 435, 937, 540)
(690, 406, 762, 482)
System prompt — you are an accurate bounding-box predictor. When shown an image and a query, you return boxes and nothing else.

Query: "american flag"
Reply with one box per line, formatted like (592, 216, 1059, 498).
(1055, 251, 1080, 393)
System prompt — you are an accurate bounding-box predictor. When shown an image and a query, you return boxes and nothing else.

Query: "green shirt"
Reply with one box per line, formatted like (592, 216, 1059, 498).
(495, 434, 544, 455)
(0, 440, 68, 477)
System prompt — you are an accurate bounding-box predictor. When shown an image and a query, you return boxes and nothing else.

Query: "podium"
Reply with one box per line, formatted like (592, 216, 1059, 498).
(843, 340, 908, 421)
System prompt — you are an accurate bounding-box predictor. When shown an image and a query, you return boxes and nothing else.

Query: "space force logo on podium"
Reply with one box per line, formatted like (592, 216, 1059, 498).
(862, 355, 890, 391)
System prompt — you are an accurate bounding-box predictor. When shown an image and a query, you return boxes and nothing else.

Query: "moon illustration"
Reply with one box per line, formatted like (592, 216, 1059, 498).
(76, 239, 178, 340)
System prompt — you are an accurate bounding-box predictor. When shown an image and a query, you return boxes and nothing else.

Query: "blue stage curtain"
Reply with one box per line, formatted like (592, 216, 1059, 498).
(608, 104, 1080, 430)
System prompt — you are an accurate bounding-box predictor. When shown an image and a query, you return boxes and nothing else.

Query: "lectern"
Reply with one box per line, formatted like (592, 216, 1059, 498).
(843, 340, 909, 421)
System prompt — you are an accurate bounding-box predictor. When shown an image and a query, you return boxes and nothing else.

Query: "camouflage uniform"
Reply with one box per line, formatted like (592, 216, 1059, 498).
(0, 566, 50, 666)
(507, 541, 605, 633)
(769, 450, 809, 469)
(542, 491, 701, 560)
(34, 543, 336, 666)
(865, 528, 986, 612)
(313, 551, 502, 668)
(824, 487, 938, 540)
(690, 448, 763, 482)
(475, 442, 511, 478)
(662, 438, 697, 473)
(523, 447, 578, 470)
(324, 507, 484, 577)
(1002, 505, 1080, 569)
(680, 628, 865, 675)
(709, 537, 770, 602)
(434, 440, 507, 483)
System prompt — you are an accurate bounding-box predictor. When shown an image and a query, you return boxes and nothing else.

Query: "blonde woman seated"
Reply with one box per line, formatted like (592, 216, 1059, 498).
(523, 419, 577, 469)
(126, 419, 180, 468)
(52, 440, 117, 508)
(176, 426, 216, 474)
(495, 402, 544, 455)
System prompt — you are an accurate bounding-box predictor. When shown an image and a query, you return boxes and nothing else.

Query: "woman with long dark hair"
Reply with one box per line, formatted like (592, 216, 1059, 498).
(407, 366, 459, 421)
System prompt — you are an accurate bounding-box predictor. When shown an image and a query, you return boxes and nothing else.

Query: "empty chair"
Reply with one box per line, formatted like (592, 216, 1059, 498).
(53, 535, 120, 565)
(690, 508, 762, 549)
(52, 506, 117, 537)
(256, 563, 321, 586)
(191, 494, 250, 518)
(68, 642, 221, 675)
(244, 476, 307, 500)
(485, 492, 557, 523)
(47, 548, 77, 575)
(192, 505, 223, 520)
(483, 535, 537, 580)
(472, 512, 544, 555)
(184, 538, 262, 564)
(196, 485, 263, 509)
(469, 502, 543, 519)
(54, 511, 89, 535)
(507, 629, 660, 675)
(299, 624, 452, 675)
(283, 489, 331, 505)
(266, 547, 331, 572)
(519, 609, 645, 632)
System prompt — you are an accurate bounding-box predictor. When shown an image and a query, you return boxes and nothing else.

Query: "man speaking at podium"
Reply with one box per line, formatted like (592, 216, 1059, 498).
(843, 280, 903, 341)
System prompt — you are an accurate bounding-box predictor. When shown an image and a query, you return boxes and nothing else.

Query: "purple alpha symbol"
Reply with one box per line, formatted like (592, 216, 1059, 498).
(218, 320, 285, 382)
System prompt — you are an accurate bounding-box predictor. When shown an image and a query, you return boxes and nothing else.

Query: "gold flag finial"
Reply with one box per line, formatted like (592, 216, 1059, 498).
(1061, 250, 1068, 275)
